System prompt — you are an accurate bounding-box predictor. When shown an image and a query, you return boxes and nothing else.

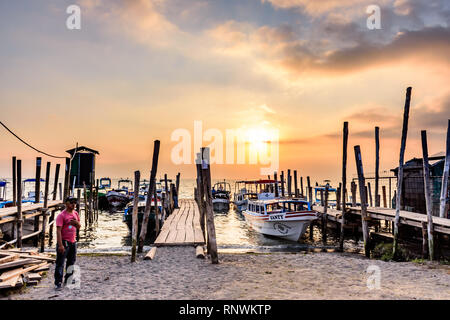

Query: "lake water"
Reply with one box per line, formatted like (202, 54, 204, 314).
(1, 178, 364, 254)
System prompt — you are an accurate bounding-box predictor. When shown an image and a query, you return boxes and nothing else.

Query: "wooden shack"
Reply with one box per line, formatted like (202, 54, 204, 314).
(66, 146, 99, 189)
(391, 155, 447, 216)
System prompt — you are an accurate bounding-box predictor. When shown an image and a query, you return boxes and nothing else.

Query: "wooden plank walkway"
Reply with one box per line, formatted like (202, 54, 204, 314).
(154, 199, 205, 246)
(0, 200, 63, 225)
(314, 205, 450, 235)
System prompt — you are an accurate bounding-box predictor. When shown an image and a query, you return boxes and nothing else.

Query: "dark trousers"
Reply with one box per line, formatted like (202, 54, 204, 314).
(54, 240, 77, 286)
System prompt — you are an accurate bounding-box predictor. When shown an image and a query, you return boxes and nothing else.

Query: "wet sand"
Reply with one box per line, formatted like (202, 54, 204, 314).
(5, 247, 450, 300)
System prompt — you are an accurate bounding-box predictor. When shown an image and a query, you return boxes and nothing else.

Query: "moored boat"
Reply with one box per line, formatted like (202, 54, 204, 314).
(243, 195, 317, 242)
(212, 181, 231, 212)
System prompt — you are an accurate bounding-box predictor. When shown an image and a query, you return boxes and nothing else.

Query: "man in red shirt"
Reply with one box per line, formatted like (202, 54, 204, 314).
(54, 196, 81, 290)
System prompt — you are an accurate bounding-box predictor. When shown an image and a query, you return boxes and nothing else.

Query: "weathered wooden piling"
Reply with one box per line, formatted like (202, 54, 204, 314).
(274, 172, 279, 198)
(154, 179, 160, 234)
(280, 171, 285, 197)
(439, 119, 449, 218)
(16, 160, 22, 248)
(131, 170, 140, 262)
(300, 176, 304, 197)
(375, 126, 380, 207)
(368, 182, 373, 207)
(63, 157, 70, 200)
(12, 157, 16, 207)
(351, 181, 357, 207)
(382, 186, 387, 208)
(33, 157, 42, 247)
(393, 87, 412, 259)
(294, 170, 299, 198)
(354, 145, 370, 258)
(138, 140, 160, 253)
(287, 169, 292, 197)
(421, 221, 428, 259)
(322, 185, 329, 245)
(201, 147, 219, 264)
(76, 189, 80, 241)
(421, 130, 434, 261)
(11, 157, 17, 238)
(307, 176, 313, 240)
(83, 182, 88, 229)
(336, 183, 341, 211)
(40, 162, 51, 252)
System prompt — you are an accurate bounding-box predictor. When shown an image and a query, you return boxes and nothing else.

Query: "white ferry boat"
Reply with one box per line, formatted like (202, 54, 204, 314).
(243, 195, 317, 242)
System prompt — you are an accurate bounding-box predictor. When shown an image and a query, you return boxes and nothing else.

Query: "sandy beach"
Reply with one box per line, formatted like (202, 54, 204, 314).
(4, 248, 449, 300)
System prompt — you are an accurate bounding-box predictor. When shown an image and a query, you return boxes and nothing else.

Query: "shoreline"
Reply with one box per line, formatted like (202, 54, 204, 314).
(3, 247, 449, 300)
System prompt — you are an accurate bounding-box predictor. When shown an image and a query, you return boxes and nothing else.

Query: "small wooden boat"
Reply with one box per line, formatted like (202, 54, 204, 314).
(212, 181, 231, 212)
(123, 194, 162, 239)
(105, 179, 134, 212)
(243, 196, 317, 242)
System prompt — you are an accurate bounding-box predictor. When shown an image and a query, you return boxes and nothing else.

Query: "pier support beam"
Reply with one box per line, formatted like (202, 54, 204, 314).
(354, 145, 370, 258)
(394, 87, 412, 260)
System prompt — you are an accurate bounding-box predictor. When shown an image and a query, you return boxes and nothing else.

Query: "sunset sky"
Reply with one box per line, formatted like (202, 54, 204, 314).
(0, 0, 449, 183)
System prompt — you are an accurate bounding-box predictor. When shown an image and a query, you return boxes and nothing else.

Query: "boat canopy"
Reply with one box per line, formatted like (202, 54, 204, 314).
(236, 179, 277, 185)
(23, 178, 45, 183)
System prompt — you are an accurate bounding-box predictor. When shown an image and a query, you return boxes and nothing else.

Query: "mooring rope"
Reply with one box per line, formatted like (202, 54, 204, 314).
(0, 120, 66, 159)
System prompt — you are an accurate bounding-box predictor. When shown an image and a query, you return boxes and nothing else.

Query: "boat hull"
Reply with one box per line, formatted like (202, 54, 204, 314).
(212, 198, 230, 212)
(243, 211, 317, 242)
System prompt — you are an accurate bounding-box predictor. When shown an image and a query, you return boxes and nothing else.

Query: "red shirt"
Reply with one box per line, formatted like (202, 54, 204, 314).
(56, 209, 79, 243)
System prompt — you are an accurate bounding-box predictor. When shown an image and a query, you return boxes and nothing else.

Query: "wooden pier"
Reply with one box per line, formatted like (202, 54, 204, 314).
(154, 199, 205, 246)
(0, 201, 64, 249)
(314, 205, 450, 235)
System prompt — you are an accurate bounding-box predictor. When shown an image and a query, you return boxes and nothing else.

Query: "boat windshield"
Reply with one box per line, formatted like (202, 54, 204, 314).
(266, 201, 310, 213)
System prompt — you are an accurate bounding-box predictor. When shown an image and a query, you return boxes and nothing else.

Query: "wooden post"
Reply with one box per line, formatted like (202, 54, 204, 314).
(33, 157, 42, 247)
(76, 189, 81, 241)
(351, 181, 357, 207)
(393, 87, 412, 259)
(176, 172, 181, 208)
(382, 186, 387, 208)
(307, 176, 312, 205)
(274, 172, 279, 198)
(154, 179, 160, 235)
(336, 184, 341, 211)
(439, 119, 449, 218)
(59, 182, 62, 201)
(300, 176, 304, 197)
(16, 160, 23, 248)
(131, 171, 140, 262)
(201, 148, 219, 264)
(320, 189, 324, 206)
(294, 170, 299, 198)
(287, 169, 292, 197)
(307, 176, 313, 240)
(40, 162, 51, 252)
(421, 130, 434, 261)
(375, 127, 380, 207)
(52, 164, 60, 201)
(421, 221, 428, 259)
(368, 182, 373, 207)
(354, 145, 370, 258)
(322, 185, 329, 245)
(365, 185, 369, 206)
(34, 157, 42, 204)
(196, 153, 206, 238)
(138, 140, 160, 253)
(63, 157, 70, 200)
(83, 182, 88, 228)
(12, 157, 17, 206)
(280, 171, 285, 197)
(11, 157, 17, 239)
